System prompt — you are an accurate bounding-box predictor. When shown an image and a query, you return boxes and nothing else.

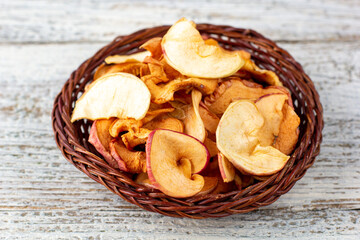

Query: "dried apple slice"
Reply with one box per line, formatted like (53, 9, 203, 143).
(274, 103, 300, 154)
(109, 139, 146, 173)
(121, 128, 151, 150)
(183, 90, 206, 142)
(216, 100, 290, 176)
(162, 18, 246, 78)
(88, 119, 118, 168)
(194, 177, 218, 196)
(143, 117, 184, 133)
(255, 93, 288, 146)
(203, 138, 218, 157)
(104, 51, 150, 64)
(109, 118, 142, 138)
(146, 129, 209, 198)
(94, 62, 149, 80)
(140, 37, 162, 60)
(218, 152, 235, 182)
(143, 76, 218, 104)
(198, 104, 219, 134)
(241, 59, 282, 86)
(204, 79, 285, 115)
(71, 73, 151, 122)
(135, 172, 156, 189)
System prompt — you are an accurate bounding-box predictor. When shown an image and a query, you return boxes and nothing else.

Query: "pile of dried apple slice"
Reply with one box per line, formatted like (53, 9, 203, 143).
(71, 18, 300, 198)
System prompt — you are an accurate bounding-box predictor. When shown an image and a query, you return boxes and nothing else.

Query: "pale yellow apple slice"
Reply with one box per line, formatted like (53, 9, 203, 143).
(161, 18, 246, 78)
(255, 93, 288, 146)
(183, 90, 206, 142)
(104, 51, 151, 64)
(216, 100, 290, 176)
(146, 129, 209, 198)
(71, 73, 151, 122)
(218, 152, 235, 182)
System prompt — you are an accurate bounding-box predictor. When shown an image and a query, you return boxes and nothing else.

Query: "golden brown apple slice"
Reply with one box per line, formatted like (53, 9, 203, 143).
(143, 117, 184, 133)
(203, 138, 218, 158)
(255, 93, 288, 146)
(218, 152, 235, 182)
(135, 172, 157, 189)
(162, 18, 246, 78)
(121, 128, 151, 150)
(140, 37, 163, 60)
(94, 62, 150, 80)
(143, 76, 218, 104)
(194, 177, 219, 196)
(104, 51, 151, 64)
(109, 139, 146, 173)
(109, 118, 142, 138)
(183, 90, 206, 142)
(146, 129, 209, 198)
(274, 103, 300, 154)
(198, 103, 220, 134)
(142, 56, 169, 84)
(204, 79, 285, 115)
(216, 100, 290, 176)
(71, 73, 151, 122)
(234, 174, 254, 190)
(240, 59, 282, 86)
(88, 119, 118, 168)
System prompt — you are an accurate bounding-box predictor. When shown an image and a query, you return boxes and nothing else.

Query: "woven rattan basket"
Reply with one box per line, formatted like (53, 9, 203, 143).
(52, 24, 323, 219)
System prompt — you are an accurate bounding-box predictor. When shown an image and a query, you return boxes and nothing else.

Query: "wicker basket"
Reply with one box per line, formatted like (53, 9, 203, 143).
(51, 24, 323, 219)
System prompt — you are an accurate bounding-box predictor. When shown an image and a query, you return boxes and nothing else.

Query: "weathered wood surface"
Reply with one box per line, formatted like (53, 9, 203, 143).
(0, 0, 359, 239)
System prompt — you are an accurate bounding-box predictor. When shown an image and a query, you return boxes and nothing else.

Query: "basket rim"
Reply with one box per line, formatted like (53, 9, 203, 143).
(51, 23, 324, 219)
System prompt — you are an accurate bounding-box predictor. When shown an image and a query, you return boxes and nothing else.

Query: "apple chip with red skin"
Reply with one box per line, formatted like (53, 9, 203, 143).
(146, 129, 209, 198)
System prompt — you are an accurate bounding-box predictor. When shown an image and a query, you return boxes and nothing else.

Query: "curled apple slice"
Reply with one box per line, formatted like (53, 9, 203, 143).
(140, 37, 162, 60)
(218, 152, 235, 182)
(255, 93, 288, 146)
(146, 129, 209, 198)
(203, 138, 218, 158)
(143, 76, 218, 104)
(162, 18, 246, 78)
(135, 172, 157, 189)
(183, 90, 206, 142)
(273, 103, 300, 154)
(109, 139, 146, 173)
(204, 79, 286, 115)
(88, 119, 118, 169)
(198, 104, 219, 134)
(143, 117, 184, 133)
(104, 51, 150, 64)
(71, 73, 151, 122)
(241, 59, 282, 86)
(216, 100, 290, 176)
(94, 62, 149, 80)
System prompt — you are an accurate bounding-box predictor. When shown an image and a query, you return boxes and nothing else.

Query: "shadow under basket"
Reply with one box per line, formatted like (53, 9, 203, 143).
(51, 24, 324, 219)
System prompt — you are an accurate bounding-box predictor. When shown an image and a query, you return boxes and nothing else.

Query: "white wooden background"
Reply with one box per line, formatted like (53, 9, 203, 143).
(1, 0, 359, 239)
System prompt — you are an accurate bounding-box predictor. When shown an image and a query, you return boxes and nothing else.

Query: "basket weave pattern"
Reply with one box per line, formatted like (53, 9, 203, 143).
(52, 24, 323, 219)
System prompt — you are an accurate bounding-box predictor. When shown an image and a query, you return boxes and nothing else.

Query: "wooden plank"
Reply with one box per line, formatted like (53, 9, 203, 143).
(0, 209, 358, 239)
(0, 40, 359, 238)
(0, 0, 359, 44)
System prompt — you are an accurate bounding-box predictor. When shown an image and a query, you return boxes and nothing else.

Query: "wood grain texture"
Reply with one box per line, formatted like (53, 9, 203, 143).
(0, 0, 359, 239)
(1, 0, 359, 43)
